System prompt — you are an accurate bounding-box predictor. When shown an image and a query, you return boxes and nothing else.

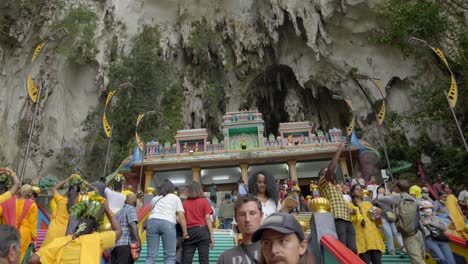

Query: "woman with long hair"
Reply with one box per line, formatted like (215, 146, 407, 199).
(146, 180, 188, 264)
(348, 184, 385, 264)
(182, 182, 214, 264)
(248, 172, 281, 218)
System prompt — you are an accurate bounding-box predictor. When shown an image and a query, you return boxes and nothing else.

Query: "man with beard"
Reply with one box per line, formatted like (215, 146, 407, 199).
(252, 213, 315, 264)
(217, 194, 263, 264)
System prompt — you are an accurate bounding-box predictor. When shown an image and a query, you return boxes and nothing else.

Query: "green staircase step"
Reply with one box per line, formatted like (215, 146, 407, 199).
(136, 231, 235, 263)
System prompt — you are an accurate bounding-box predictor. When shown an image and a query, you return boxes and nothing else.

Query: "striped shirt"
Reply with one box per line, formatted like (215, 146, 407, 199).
(115, 204, 138, 247)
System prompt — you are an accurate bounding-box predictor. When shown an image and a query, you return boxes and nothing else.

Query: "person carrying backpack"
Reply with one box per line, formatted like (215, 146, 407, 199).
(377, 179, 425, 264)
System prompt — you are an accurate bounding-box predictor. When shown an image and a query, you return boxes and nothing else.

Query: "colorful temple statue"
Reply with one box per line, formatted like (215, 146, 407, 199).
(175, 129, 208, 154)
(328, 127, 343, 142)
(222, 110, 265, 150)
(278, 121, 314, 146)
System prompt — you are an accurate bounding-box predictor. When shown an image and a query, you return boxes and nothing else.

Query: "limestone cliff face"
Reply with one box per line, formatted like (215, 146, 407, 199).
(0, 0, 450, 180)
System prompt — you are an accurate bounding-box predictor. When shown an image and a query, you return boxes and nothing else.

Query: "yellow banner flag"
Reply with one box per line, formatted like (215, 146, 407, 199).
(27, 74, 39, 103)
(103, 112, 112, 138)
(430, 47, 458, 108)
(447, 75, 458, 108)
(136, 113, 145, 151)
(344, 99, 354, 136)
(371, 79, 386, 125)
(31, 42, 46, 63)
(136, 113, 145, 127)
(430, 47, 449, 69)
(105, 90, 116, 106)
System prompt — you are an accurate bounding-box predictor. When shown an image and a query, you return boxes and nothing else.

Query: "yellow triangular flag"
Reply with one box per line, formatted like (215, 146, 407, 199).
(347, 116, 355, 137)
(430, 47, 458, 108)
(105, 90, 116, 106)
(371, 79, 386, 125)
(31, 42, 46, 63)
(27, 74, 39, 103)
(344, 99, 354, 136)
(136, 113, 145, 151)
(448, 75, 458, 108)
(103, 113, 112, 138)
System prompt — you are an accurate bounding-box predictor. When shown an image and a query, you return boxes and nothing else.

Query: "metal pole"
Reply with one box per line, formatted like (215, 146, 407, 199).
(347, 135, 354, 173)
(102, 127, 113, 179)
(376, 120, 394, 182)
(138, 142, 145, 193)
(444, 91, 468, 152)
(20, 84, 43, 182)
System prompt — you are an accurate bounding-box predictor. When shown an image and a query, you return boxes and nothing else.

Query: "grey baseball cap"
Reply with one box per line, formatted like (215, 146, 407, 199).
(252, 213, 305, 242)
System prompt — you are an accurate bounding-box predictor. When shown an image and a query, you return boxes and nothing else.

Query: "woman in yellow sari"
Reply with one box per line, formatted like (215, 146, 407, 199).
(442, 184, 467, 239)
(41, 179, 71, 247)
(348, 184, 385, 263)
(1, 184, 38, 263)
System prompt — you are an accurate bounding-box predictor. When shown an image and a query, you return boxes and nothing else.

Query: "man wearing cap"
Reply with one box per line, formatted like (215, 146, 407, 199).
(252, 213, 315, 264)
(111, 193, 140, 264)
(317, 142, 357, 253)
(217, 194, 263, 264)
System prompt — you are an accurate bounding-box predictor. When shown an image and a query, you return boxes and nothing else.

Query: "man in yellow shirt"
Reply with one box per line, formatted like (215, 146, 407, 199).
(28, 202, 122, 264)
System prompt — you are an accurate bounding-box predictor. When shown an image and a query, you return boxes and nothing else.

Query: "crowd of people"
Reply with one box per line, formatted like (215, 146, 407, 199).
(0, 140, 467, 264)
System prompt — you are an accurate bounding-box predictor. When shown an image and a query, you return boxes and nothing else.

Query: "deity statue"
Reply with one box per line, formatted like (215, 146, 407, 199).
(298, 134, 305, 145)
(287, 134, 294, 146)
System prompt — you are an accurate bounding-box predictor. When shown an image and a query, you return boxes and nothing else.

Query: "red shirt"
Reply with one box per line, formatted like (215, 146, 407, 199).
(183, 198, 213, 228)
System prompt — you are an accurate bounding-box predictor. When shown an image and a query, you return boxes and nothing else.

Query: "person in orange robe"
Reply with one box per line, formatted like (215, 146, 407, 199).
(1, 184, 38, 263)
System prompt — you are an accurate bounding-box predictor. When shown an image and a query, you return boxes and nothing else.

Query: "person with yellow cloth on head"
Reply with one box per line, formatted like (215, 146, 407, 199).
(409, 185, 422, 200)
(28, 194, 122, 264)
(41, 178, 73, 247)
(1, 184, 38, 263)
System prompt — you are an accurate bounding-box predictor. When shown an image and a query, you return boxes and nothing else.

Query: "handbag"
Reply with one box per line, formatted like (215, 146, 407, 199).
(427, 225, 449, 242)
(385, 211, 397, 222)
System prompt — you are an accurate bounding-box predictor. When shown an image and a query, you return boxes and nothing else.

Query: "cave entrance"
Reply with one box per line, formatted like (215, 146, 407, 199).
(244, 65, 299, 136)
(243, 65, 351, 137)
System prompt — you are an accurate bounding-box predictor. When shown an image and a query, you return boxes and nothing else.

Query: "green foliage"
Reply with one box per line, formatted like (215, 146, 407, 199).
(55, 145, 81, 178)
(0, 173, 13, 189)
(374, 0, 447, 52)
(39, 175, 59, 190)
(186, 21, 226, 134)
(50, 4, 98, 64)
(81, 25, 183, 177)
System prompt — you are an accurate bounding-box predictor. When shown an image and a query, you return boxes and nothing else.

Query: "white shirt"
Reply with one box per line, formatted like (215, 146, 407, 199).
(105, 188, 126, 213)
(343, 194, 352, 203)
(262, 199, 281, 219)
(149, 193, 184, 224)
(459, 190, 468, 202)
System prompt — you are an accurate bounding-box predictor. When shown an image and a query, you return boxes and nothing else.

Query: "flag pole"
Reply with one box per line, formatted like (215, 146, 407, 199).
(138, 141, 145, 193)
(354, 77, 393, 181)
(102, 126, 113, 179)
(444, 91, 468, 151)
(20, 84, 43, 182)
